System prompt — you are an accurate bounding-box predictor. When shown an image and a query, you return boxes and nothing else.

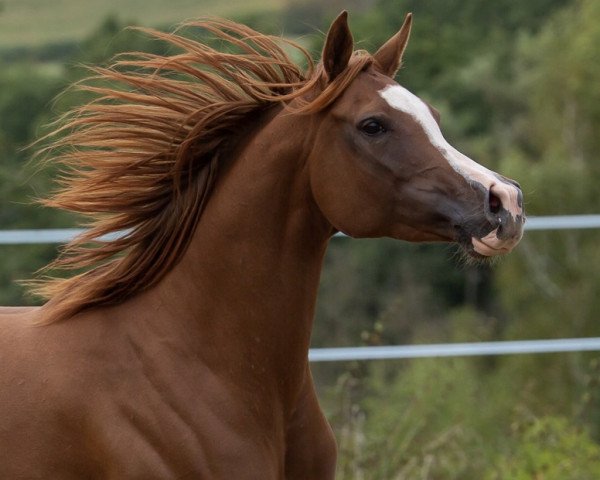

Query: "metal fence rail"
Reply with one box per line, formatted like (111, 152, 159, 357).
(308, 337, 600, 362)
(1, 214, 600, 245)
(525, 214, 600, 230)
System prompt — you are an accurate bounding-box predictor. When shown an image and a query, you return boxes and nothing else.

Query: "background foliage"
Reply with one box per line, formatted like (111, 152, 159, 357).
(1, 0, 599, 477)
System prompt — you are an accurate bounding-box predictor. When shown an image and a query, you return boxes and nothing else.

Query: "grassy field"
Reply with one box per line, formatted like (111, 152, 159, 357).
(0, 0, 284, 49)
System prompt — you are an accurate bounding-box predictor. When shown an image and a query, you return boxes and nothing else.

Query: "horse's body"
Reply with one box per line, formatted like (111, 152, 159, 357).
(0, 13, 524, 479)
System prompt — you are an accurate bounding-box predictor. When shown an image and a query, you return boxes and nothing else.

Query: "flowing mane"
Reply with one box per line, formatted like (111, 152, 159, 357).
(32, 18, 373, 323)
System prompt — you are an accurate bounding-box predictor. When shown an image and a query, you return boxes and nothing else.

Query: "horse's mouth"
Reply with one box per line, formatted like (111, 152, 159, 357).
(456, 238, 497, 264)
(456, 231, 520, 263)
(454, 227, 505, 262)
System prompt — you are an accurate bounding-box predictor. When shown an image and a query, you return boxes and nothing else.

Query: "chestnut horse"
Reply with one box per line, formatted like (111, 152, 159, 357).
(0, 12, 524, 479)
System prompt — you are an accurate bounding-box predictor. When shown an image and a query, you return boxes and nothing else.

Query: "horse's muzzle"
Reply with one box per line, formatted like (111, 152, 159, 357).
(471, 180, 525, 257)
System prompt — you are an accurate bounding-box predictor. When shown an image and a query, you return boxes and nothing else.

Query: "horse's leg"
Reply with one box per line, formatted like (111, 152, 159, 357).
(284, 369, 337, 480)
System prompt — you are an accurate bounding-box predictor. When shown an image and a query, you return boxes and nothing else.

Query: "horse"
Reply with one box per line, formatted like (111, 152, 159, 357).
(0, 12, 524, 479)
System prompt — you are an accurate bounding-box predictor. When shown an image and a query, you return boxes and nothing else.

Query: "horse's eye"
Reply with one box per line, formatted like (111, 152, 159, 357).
(359, 119, 387, 136)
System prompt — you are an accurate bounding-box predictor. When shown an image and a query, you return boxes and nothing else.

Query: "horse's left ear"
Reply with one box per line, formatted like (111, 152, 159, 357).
(373, 13, 413, 77)
(322, 11, 354, 82)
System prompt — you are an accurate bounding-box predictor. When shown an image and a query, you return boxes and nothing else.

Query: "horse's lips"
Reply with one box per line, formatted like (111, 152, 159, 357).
(472, 238, 510, 256)
(471, 230, 512, 256)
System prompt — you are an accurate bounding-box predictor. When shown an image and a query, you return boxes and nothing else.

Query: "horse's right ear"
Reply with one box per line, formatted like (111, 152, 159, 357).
(322, 11, 354, 82)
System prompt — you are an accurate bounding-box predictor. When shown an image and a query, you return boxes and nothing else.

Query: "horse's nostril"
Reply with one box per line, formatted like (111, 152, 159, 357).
(488, 191, 501, 214)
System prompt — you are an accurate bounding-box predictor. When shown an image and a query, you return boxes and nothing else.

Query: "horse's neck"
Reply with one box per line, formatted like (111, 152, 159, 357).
(138, 109, 331, 381)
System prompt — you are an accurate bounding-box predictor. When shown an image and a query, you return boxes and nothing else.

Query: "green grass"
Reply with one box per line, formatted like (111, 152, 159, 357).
(0, 0, 284, 49)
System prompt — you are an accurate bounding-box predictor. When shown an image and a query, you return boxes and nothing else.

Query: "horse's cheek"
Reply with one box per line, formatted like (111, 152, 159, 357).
(308, 154, 391, 237)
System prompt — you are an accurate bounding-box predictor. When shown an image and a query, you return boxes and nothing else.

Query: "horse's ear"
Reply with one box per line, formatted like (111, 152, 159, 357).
(373, 13, 412, 78)
(322, 11, 354, 82)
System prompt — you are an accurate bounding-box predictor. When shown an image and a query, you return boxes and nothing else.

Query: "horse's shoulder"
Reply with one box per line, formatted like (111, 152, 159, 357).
(0, 307, 123, 391)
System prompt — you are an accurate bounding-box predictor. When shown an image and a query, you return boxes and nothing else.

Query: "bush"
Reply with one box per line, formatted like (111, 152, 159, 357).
(486, 416, 600, 479)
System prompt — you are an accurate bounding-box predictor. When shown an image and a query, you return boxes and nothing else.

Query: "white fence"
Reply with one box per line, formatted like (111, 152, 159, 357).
(309, 338, 600, 362)
(1, 215, 600, 245)
(2, 214, 600, 361)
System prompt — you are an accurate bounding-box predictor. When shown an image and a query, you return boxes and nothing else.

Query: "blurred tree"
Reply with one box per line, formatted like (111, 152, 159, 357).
(73, 15, 170, 67)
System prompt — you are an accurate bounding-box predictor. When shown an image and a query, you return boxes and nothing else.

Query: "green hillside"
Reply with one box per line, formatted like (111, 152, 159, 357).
(0, 0, 284, 49)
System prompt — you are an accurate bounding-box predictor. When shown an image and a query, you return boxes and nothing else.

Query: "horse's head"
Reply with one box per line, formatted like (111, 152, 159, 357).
(307, 12, 524, 259)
